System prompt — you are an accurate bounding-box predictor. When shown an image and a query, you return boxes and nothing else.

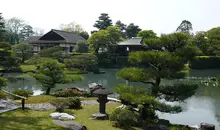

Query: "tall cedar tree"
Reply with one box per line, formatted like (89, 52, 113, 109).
(176, 20, 193, 34)
(93, 13, 112, 30)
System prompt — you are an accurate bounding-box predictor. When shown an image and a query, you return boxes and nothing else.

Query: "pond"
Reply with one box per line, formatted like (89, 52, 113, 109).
(2, 69, 220, 128)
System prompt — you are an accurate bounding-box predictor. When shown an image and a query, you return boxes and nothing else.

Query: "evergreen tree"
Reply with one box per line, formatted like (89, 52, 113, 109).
(0, 13, 5, 41)
(125, 23, 141, 38)
(93, 13, 112, 30)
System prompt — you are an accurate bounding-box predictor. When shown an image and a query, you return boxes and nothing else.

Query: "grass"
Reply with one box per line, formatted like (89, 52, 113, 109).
(0, 104, 122, 130)
(20, 65, 37, 72)
(0, 109, 68, 130)
(1, 95, 191, 130)
(15, 95, 57, 104)
(73, 104, 123, 130)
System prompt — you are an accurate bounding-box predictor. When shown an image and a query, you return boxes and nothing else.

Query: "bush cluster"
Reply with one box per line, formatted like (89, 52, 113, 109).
(53, 89, 84, 97)
(12, 90, 33, 99)
(110, 108, 138, 128)
(0, 91, 7, 99)
(50, 97, 81, 112)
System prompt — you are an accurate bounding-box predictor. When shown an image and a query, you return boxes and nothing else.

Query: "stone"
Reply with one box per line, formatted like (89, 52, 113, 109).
(0, 99, 20, 114)
(0, 104, 6, 109)
(91, 112, 109, 120)
(200, 122, 215, 130)
(50, 112, 75, 120)
(190, 125, 200, 129)
(88, 83, 103, 95)
(52, 120, 87, 130)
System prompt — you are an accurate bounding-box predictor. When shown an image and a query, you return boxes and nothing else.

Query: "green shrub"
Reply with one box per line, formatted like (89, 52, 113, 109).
(64, 53, 98, 72)
(50, 98, 70, 112)
(190, 56, 220, 69)
(0, 90, 7, 99)
(53, 90, 83, 97)
(110, 108, 138, 128)
(50, 97, 81, 112)
(12, 90, 33, 99)
(68, 97, 81, 109)
(74, 40, 89, 53)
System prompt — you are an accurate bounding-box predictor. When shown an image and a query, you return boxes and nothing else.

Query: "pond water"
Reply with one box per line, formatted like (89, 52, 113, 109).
(2, 69, 220, 128)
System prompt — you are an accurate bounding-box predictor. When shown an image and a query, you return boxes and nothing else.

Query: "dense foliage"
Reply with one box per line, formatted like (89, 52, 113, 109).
(33, 58, 82, 94)
(0, 42, 19, 71)
(53, 89, 84, 97)
(110, 108, 138, 128)
(113, 85, 182, 127)
(64, 53, 99, 73)
(50, 97, 81, 112)
(125, 23, 142, 39)
(13, 43, 33, 63)
(115, 32, 199, 127)
(88, 26, 122, 54)
(176, 20, 193, 34)
(12, 90, 33, 99)
(74, 40, 89, 53)
(37, 46, 70, 62)
(93, 13, 112, 30)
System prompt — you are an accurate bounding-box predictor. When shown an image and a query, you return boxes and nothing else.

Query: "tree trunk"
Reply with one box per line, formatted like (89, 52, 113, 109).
(152, 76, 161, 96)
(46, 88, 51, 95)
(21, 58, 24, 64)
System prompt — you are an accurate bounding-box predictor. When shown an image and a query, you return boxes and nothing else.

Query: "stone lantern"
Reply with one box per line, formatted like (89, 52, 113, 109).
(91, 88, 113, 120)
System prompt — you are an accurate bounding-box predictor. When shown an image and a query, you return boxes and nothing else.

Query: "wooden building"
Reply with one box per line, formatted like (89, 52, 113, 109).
(26, 29, 86, 53)
(116, 37, 147, 56)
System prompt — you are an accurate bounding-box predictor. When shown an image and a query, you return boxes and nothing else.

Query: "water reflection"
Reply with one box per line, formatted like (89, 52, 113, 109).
(2, 69, 220, 128)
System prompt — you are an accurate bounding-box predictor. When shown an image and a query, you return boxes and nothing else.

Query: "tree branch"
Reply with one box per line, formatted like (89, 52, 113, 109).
(148, 62, 158, 70)
(141, 81, 155, 86)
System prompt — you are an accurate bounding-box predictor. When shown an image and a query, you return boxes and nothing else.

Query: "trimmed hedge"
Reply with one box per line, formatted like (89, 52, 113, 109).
(12, 90, 33, 99)
(190, 56, 220, 69)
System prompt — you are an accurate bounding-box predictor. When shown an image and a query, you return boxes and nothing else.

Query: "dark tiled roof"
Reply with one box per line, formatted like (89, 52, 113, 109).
(117, 37, 143, 46)
(51, 29, 85, 43)
(27, 29, 86, 44)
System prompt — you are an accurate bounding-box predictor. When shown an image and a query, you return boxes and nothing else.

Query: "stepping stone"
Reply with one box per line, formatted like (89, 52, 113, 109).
(52, 120, 86, 130)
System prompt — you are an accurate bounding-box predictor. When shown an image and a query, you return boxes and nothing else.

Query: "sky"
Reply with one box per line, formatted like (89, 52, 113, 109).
(1, 0, 220, 35)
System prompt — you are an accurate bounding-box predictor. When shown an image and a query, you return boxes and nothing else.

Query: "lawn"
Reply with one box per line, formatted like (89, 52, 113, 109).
(0, 104, 123, 130)
(15, 95, 57, 104)
(0, 109, 68, 130)
(73, 104, 123, 130)
(4, 95, 191, 130)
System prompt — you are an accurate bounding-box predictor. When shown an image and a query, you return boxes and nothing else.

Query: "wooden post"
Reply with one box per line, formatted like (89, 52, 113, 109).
(21, 99, 25, 110)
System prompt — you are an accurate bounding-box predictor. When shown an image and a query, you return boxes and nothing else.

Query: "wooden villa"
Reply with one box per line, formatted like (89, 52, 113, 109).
(26, 29, 86, 53)
(116, 37, 147, 56)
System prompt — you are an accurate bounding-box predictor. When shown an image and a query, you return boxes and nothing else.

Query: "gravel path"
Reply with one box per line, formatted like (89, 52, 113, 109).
(25, 100, 119, 111)
(25, 103, 56, 111)
(81, 100, 118, 106)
